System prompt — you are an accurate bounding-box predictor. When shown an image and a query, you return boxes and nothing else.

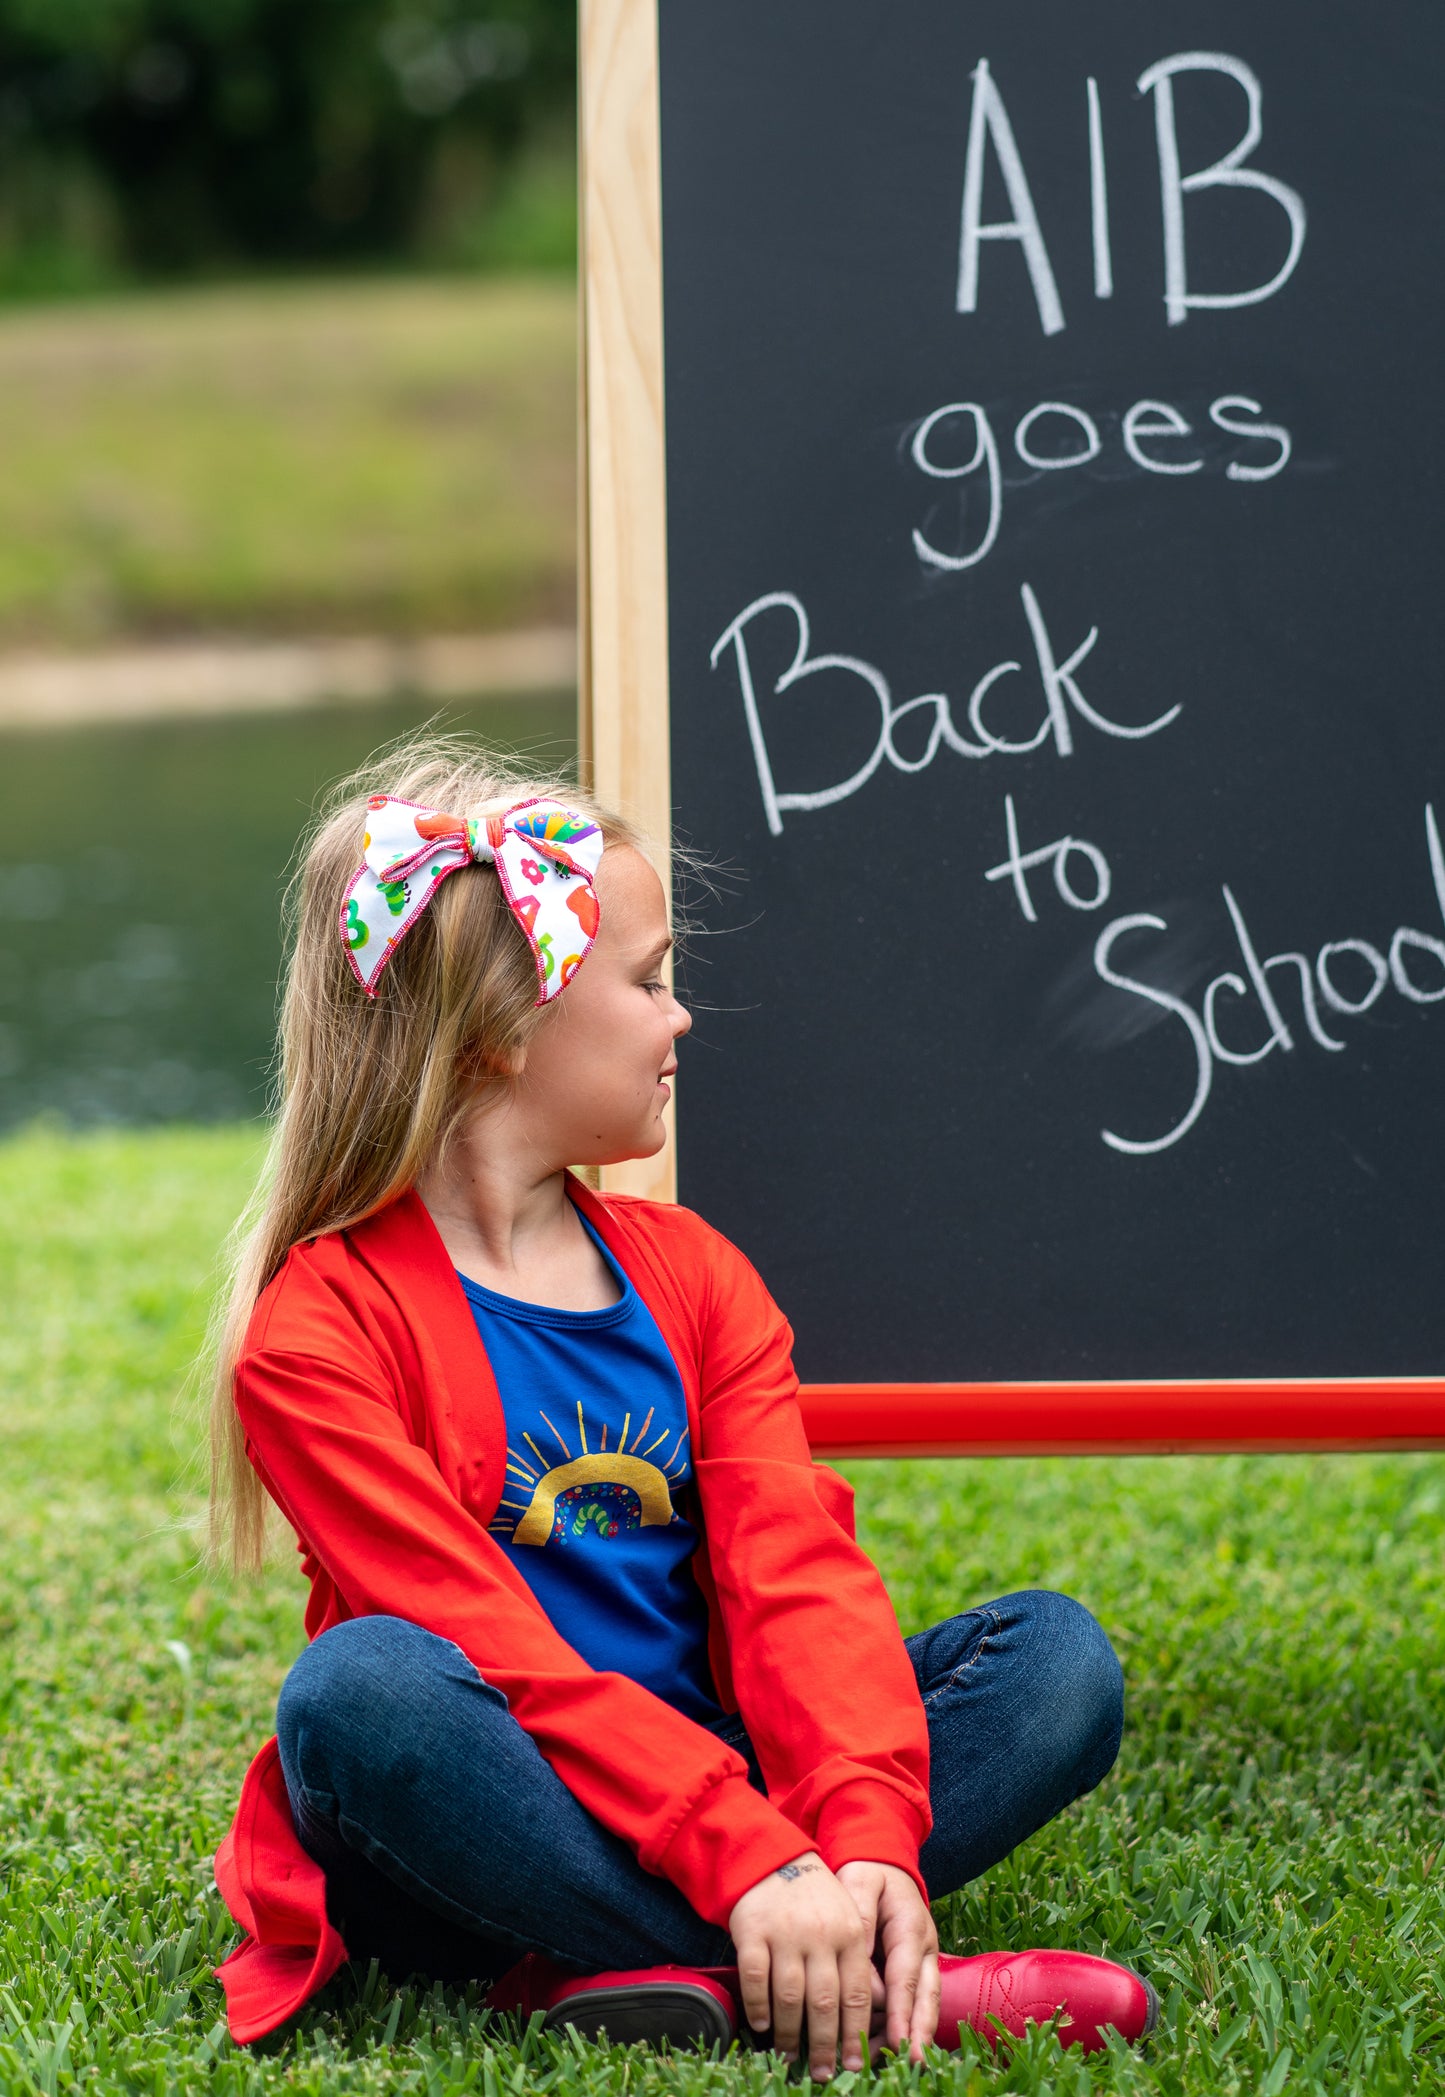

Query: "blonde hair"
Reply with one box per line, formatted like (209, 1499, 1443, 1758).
(208, 730, 642, 1570)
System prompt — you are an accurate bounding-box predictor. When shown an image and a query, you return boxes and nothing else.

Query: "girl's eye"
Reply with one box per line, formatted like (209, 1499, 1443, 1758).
(642, 978, 666, 994)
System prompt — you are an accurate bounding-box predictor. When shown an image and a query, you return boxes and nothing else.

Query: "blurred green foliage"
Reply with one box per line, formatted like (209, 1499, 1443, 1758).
(0, 278, 577, 640)
(0, 0, 577, 292)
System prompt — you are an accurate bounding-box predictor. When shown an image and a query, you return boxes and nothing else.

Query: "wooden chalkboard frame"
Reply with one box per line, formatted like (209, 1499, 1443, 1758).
(578, 0, 676, 1208)
(578, 0, 1445, 1457)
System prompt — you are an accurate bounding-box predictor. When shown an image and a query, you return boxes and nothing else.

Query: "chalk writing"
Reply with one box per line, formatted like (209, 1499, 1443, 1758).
(1091, 807, 1445, 1155)
(701, 33, 1433, 1179)
(911, 391, 1291, 573)
(985, 795, 1112, 922)
(958, 52, 1306, 334)
(1137, 53, 1308, 328)
(710, 587, 1180, 836)
(1086, 75, 1112, 300)
(958, 58, 1064, 336)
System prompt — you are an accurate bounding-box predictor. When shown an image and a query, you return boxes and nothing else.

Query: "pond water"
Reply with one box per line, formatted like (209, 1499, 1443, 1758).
(0, 692, 576, 1129)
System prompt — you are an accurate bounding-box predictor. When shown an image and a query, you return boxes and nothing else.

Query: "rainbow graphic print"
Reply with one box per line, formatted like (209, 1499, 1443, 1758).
(458, 1228, 720, 1719)
(489, 1399, 690, 1549)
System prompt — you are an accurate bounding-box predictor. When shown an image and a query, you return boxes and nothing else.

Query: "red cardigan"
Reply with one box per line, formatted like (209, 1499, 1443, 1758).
(214, 1180, 931, 2043)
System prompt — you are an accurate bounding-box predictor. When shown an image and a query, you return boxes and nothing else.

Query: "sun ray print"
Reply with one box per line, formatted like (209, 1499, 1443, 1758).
(490, 1397, 692, 1549)
(537, 1409, 572, 1459)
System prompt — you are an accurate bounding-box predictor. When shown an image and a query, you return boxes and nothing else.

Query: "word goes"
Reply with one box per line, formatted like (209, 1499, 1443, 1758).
(912, 394, 1291, 574)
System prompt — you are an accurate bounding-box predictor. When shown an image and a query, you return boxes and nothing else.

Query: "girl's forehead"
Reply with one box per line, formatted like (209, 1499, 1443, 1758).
(598, 845, 666, 922)
(592, 853, 669, 969)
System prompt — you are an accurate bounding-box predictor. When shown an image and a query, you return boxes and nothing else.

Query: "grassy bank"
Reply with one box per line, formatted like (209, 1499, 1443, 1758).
(1, 1122, 1442, 2094)
(0, 279, 576, 648)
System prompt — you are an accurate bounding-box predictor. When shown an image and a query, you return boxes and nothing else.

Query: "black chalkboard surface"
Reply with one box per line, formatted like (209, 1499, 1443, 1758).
(658, 2, 1445, 1386)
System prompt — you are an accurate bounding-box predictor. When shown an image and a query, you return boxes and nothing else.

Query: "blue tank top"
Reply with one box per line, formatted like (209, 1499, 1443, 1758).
(458, 1212, 721, 1723)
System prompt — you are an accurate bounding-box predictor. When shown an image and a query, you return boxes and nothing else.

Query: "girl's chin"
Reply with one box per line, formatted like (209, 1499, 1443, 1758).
(586, 1121, 669, 1169)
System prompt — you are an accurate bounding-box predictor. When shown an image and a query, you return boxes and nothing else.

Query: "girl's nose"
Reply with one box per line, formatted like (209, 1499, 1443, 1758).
(671, 996, 693, 1038)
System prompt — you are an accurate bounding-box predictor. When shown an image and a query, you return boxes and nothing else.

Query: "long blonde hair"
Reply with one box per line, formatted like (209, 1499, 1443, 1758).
(209, 730, 641, 1570)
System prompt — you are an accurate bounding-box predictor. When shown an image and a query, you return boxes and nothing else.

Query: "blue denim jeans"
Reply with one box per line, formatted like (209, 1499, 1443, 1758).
(276, 1590, 1122, 1987)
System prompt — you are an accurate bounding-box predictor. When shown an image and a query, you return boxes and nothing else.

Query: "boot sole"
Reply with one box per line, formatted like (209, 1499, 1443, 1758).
(1133, 1970, 1160, 2043)
(541, 1982, 735, 2051)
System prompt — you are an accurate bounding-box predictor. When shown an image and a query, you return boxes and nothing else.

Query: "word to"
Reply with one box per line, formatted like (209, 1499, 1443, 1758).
(986, 794, 1111, 919)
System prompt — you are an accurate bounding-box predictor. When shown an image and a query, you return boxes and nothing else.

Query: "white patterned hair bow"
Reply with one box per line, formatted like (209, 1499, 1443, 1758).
(340, 794, 605, 1002)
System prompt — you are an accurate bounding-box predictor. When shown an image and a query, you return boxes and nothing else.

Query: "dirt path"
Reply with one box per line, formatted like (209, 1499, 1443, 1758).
(0, 627, 576, 729)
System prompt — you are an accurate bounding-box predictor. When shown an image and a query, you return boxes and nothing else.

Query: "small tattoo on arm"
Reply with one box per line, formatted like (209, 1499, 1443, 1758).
(777, 1861, 820, 1882)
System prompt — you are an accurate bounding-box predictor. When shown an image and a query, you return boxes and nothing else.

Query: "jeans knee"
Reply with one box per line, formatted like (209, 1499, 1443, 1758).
(1057, 1594, 1124, 1786)
(1011, 1589, 1124, 1791)
(277, 1615, 440, 1799)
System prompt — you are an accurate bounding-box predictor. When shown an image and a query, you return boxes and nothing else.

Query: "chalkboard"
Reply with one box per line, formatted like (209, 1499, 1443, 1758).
(655, 2, 1445, 1387)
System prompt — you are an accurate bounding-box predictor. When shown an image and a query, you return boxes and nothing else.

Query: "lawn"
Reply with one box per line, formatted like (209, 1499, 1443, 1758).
(0, 279, 576, 648)
(1, 1122, 1441, 2095)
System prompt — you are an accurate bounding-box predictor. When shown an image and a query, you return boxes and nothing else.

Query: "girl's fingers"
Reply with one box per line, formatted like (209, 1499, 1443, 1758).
(909, 1948, 942, 2061)
(805, 1953, 842, 2080)
(736, 1942, 772, 2036)
(883, 1911, 936, 2051)
(886, 1962, 918, 2053)
(843, 1873, 881, 1947)
(838, 1938, 877, 2073)
(770, 1948, 807, 2063)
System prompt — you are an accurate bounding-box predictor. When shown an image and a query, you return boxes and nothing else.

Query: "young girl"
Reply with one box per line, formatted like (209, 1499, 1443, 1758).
(210, 738, 1154, 2074)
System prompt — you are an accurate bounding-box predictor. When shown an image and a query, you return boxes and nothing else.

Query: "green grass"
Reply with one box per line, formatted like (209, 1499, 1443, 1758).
(0, 279, 576, 648)
(1, 1121, 1442, 2095)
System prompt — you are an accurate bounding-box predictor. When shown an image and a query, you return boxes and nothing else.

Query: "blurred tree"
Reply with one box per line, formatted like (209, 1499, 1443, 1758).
(0, 0, 576, 285)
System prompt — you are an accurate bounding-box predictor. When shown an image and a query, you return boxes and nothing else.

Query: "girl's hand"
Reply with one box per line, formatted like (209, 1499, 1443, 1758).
(834, 1860, 940, 2062)
(728, 1852, 876, 2077)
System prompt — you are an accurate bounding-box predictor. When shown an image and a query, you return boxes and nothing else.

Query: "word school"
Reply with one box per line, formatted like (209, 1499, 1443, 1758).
(1094, 808, 1445, 1157)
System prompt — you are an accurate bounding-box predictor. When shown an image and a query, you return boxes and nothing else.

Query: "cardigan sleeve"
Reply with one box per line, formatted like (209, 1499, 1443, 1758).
(687, 1220, 933, 1898)
(234, 1267, 812, 1928)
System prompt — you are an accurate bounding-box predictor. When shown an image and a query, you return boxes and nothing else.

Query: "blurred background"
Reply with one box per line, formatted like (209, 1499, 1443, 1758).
(0, 0, 580, 1127)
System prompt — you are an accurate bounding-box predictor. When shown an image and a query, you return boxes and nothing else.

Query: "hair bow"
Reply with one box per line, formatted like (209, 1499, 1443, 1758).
(340, 795, 605, 1002)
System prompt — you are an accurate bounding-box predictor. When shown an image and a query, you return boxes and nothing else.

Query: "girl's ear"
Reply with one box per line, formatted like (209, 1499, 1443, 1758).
(458, 1038, 527, 1092)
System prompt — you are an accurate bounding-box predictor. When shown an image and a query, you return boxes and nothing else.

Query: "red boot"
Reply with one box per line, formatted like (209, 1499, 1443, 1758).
(486, 1953, 738, 2050)
(936, 1949, 1157, 2053)
(487, 1948, 1155, 2058)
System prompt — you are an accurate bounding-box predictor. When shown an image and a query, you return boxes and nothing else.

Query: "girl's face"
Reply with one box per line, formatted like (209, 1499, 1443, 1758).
(510, 845, 691, 1168)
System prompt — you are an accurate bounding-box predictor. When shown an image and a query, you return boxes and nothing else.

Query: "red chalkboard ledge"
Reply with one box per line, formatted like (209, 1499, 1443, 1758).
(797, 1380, 1445, 1458)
